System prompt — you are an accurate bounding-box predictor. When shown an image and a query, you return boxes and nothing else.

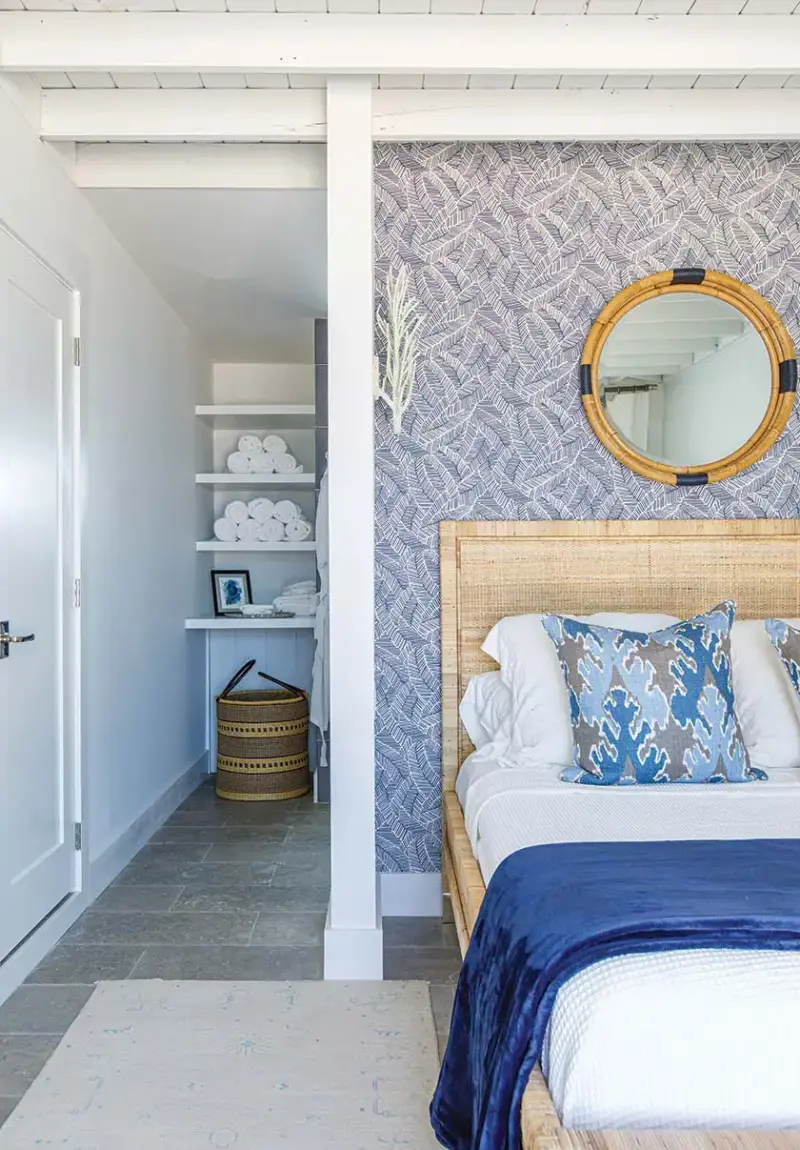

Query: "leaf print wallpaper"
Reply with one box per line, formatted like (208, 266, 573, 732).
(373, 141, 800, 874)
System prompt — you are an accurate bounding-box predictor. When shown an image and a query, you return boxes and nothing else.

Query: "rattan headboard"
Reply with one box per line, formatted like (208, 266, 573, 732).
(439, 519, 800, 792)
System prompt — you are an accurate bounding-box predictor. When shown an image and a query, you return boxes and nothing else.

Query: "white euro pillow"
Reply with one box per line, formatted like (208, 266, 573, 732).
(459, 671, 513, 750)
(481, 612, 681, 765)
(731, 619, 800, 770)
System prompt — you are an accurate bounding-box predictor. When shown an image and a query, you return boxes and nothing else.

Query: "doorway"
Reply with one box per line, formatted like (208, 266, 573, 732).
(0, 229, 80, 963)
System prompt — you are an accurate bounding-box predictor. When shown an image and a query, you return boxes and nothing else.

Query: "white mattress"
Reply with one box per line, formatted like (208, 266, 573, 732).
(456, 752, 800, 1129)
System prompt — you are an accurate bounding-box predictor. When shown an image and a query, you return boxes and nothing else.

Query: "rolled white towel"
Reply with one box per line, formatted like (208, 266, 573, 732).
(273, 499, 302, 524)
(224, 500, 250, 524)
(285, 518, 313, 543)
(262, 434, 288, 456)
(227, 451, 251, 474)
(237, 518, 261, 542)
(238, 434, 264, 457)
(249, 453, 276, 474)
(213, 517, 238, 543)
(273, 452, 300, 474)
(248, 497, 275, 524)
(256, 519, 286, 543)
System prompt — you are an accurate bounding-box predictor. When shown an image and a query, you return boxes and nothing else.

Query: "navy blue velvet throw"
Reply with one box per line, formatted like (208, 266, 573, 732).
(431, 839, 800, 1150)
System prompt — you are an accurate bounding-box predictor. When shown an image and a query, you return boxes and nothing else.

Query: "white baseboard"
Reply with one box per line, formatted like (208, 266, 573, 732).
(324, 920, 384, 980)
(324, 876, 384, 979)
(88, 751, 209, 900)
(0, 752, 209, 1007)
(380, 872, 443, 918)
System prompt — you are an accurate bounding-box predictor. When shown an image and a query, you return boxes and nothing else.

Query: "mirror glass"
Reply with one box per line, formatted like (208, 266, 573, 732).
(598, 293, 772, 468)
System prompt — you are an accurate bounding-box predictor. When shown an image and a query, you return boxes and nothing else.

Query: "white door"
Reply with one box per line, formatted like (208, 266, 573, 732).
(0, 229, 78, 963)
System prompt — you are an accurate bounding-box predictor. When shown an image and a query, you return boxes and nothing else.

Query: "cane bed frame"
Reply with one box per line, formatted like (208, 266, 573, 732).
(439, 518, 800, 1150)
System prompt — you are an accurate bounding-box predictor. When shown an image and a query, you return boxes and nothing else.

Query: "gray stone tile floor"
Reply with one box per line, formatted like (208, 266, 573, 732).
(0, 776, 460, 1127)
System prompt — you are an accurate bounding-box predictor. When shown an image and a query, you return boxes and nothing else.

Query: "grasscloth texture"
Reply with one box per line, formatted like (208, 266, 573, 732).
(374, 142, 800, 872)
(542, 602, 759, 785)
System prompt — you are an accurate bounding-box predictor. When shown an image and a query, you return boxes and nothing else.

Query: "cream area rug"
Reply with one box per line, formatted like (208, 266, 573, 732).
(0, 981, 442, 1149)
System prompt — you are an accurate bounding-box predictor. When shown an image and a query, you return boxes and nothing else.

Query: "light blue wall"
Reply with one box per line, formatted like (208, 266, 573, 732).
(373, 141, 800, 874)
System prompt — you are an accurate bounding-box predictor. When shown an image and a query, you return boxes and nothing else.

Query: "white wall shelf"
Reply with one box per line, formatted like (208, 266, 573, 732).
(196, 541, 316, 552)
(196, 404, 316, 429)
(196, 473, 315, 486)
(186, 616, 316, 630)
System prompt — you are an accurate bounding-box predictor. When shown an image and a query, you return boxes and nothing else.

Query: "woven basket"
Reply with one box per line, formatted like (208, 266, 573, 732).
(215, 660, 310, 802)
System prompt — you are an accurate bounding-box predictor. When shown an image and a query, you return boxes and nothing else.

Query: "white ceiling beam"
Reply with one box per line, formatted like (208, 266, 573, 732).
(374, 88, 800, 139)
(40, 89, 325, 141)
(71, 142, 326, 187)
(3, 13, 800, 76)
(40, 87, 800, 142)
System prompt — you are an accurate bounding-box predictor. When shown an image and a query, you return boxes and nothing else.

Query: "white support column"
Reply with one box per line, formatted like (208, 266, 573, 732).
(324, 75, 382, 980)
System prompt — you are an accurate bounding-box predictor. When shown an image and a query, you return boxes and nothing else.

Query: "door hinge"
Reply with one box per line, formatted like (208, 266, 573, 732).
(74, 823, 82, 851)
(73, 337, 81, 368)
(74, 578, 81, 608)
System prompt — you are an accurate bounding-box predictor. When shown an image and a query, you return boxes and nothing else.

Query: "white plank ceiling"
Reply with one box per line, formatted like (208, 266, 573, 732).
(4, 0, 800, 11)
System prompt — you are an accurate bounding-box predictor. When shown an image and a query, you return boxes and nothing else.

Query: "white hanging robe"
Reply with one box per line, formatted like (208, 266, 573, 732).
(310, 469, 329, 764)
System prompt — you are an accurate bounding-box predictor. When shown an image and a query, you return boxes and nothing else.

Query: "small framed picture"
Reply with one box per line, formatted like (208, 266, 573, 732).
(211, 569, 253, 616)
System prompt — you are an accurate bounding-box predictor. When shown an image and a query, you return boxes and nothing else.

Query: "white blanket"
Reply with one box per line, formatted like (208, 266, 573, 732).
(457, 752, 800, 1129)
(457, 755, 800, 881)
(542, 948, 800, 1129)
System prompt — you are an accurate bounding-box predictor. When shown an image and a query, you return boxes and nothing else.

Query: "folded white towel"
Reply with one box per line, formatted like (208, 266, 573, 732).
(224, 500, 250, 524)
(262, 434, 288, 456)
(238, 434, 264, 457)
(273, 452, 300, 474)
(248, 497, 276, 524)
(237, 518, 261, 542)
(227, 451, 251, 474)
(273, 499, 302, 524)
(285, 518, 313, 543)
(256, 519, 286, 543)
(281, 580, 316, 595)
(213, 518, 238, 543)
(249, 453, 276, 474)
(274, 595, 316, 616)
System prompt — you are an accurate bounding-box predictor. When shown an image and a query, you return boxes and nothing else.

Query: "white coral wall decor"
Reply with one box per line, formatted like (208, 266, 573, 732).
(375, 265, 421, 435)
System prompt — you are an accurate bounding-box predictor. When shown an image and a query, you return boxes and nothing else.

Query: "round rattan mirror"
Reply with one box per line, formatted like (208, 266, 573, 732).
(580, 269, 796, 485)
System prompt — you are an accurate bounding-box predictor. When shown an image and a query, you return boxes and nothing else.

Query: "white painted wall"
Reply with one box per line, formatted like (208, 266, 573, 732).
(0, 81, 211, 870)
(661, 326, 772, 467)
(212, 362, 314, 404)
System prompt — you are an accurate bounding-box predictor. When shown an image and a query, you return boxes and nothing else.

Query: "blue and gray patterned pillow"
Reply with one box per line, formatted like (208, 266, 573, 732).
(541, 601, 764, 786)
(765, 619, 800, 699)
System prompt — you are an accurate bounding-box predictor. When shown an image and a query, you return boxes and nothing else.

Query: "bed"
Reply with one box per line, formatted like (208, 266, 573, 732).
(439, 518, 800, 1150)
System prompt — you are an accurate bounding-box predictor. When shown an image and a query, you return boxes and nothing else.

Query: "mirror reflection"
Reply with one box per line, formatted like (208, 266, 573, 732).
(598, 293, 772, 469)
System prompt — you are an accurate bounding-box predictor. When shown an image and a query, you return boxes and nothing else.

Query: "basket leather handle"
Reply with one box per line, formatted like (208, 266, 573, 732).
(258, 670, 307, 699)
(220, 660, 256, 699)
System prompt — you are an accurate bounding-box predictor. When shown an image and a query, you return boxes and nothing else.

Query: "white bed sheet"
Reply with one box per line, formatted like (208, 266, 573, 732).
(456, 752, 800, 1129)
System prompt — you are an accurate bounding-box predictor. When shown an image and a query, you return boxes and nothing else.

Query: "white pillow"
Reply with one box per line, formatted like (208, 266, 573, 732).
(732, 619, 800, 770)
(482, 611, 680, 765)
(459, 671, 513, 750)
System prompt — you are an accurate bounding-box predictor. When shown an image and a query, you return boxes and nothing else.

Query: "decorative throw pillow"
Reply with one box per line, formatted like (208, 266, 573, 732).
(765, 619, 800, 702)
(541, 601, 764, 785)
